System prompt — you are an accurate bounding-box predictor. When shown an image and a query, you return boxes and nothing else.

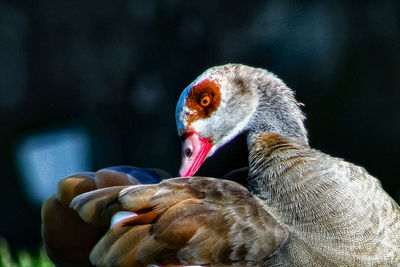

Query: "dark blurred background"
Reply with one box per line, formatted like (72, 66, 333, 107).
(0, 0, 399, 253)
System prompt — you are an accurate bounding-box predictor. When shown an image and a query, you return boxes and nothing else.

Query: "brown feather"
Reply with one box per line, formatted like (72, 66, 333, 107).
(124, 210, 159, 226)
(119, 185, 161, 211)
(91, 224, 153, 267)
(154, 199, 208, 248)
(95, 169, 140, 188)
(70, 186, 126, 226)
(57, 174, 97, 208)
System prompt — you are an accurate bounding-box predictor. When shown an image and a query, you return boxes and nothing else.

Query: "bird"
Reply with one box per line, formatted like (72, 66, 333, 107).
(42, 64, 400, 266)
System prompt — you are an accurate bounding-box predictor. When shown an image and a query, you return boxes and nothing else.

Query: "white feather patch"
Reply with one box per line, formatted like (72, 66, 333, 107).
(110, 211, 138, 229)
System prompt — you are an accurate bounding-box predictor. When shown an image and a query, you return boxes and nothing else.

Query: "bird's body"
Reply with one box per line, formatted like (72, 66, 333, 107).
(249, 133, 400, 265)
(42, 64, 400, 266)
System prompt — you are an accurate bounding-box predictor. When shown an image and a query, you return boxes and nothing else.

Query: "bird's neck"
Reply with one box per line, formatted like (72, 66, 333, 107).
(247, 133, 311, 203)
(246, 132, 321, 228)
(242, 71, 311, 198)
(245, 73, 308, 147)
(247, 132, 341, 227)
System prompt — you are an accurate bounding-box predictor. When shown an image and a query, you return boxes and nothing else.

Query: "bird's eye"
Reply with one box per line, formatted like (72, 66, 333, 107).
(200, 95, 212, 107)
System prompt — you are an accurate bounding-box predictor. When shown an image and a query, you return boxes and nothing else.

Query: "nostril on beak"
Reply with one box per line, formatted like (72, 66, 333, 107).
(185, 148, 192, 158)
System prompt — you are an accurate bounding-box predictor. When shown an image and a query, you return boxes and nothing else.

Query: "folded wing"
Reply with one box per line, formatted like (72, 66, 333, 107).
(69, 175, 288, 266)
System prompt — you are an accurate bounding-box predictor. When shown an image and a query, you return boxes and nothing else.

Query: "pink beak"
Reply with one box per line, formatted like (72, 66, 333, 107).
(179, 132, 213, 177)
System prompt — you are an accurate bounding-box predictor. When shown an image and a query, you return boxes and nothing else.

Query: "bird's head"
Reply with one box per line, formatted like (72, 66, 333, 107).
(176, 64, 307, 177)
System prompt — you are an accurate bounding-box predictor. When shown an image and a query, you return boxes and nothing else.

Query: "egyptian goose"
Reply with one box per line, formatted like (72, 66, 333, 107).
(42, 64, 400, 266)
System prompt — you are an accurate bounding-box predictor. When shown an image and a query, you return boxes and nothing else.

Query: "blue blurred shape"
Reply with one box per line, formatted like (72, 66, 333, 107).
(104, 166, 163, 184)
(16, 127, 91, 205)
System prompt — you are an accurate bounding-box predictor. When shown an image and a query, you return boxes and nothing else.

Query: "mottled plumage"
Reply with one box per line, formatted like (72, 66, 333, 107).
(42, 64, 400, 266)
(249, 133, 400, 265)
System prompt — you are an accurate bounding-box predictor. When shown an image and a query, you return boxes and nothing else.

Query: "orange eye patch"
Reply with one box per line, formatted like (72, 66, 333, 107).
(185, 79, 221, 128)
